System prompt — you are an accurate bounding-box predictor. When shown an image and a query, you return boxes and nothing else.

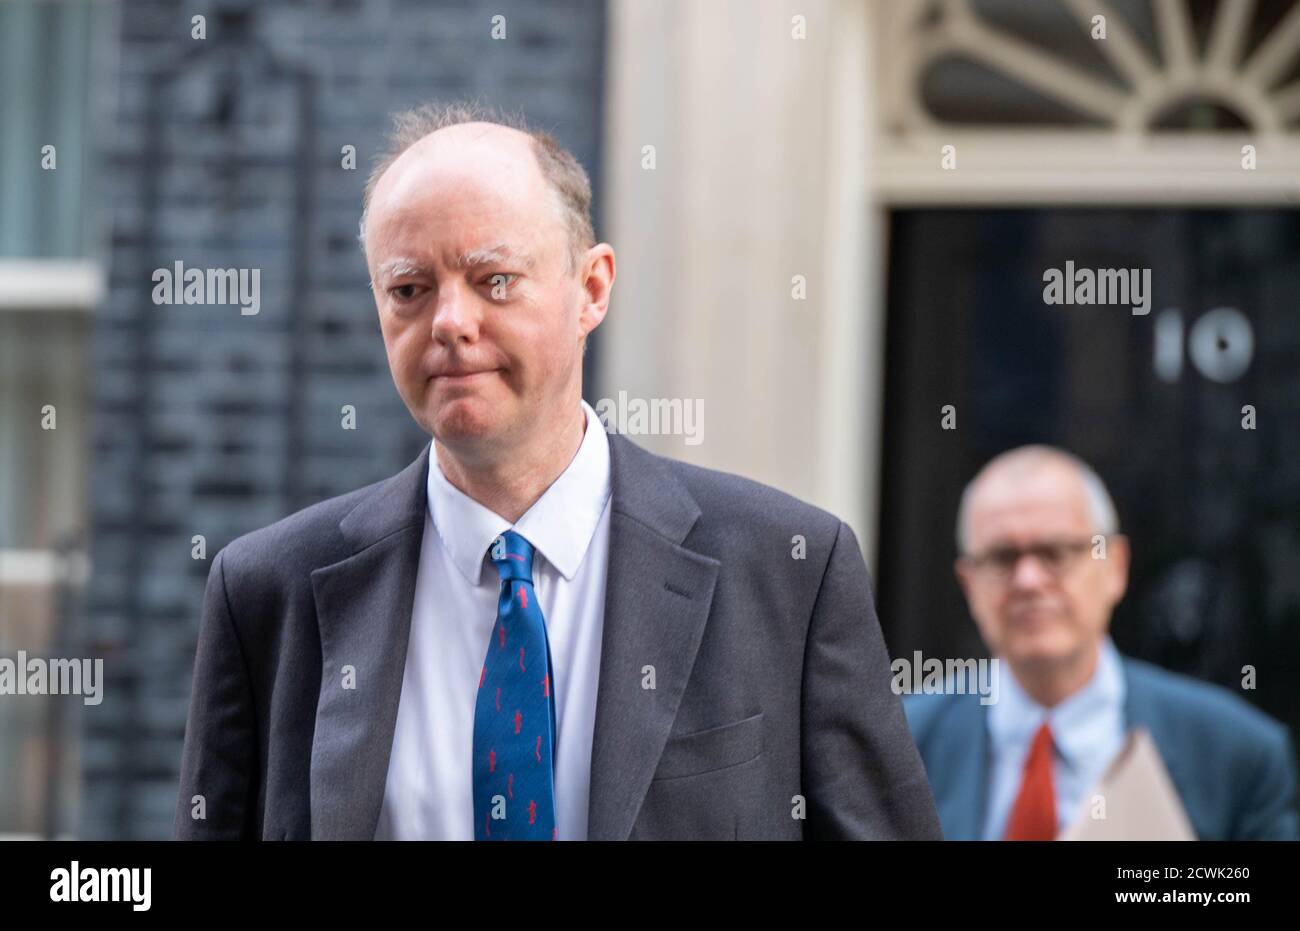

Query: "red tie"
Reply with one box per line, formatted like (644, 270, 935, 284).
(1004, 721, 1057, 841)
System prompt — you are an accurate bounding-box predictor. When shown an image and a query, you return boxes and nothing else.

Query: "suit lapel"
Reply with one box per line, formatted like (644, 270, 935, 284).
(585, 433, 720, 840)
(309, 444, 430, 840)
(932, 697, 990, 840)
(1120, 659, 1195, 832)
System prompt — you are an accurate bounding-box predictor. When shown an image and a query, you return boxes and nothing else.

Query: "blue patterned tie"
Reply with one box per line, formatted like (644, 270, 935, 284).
(472, 530, 558, 840)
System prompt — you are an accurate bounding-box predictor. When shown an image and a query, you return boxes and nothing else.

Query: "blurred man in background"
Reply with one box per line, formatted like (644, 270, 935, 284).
(905, 445, 1297, 840)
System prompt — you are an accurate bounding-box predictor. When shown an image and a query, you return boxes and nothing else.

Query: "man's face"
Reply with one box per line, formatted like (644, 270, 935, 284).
(364, 124, 607, 461)
(955, 463, 1129, 674)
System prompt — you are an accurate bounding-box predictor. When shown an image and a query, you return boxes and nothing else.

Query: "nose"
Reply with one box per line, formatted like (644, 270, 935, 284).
(1009, 551, 1053, 590)
(431, 280, 480, 346)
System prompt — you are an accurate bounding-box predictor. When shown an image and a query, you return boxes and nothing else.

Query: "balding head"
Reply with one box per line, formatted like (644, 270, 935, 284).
(359, 102, 595, 274)
(956, 445, 1119, 555)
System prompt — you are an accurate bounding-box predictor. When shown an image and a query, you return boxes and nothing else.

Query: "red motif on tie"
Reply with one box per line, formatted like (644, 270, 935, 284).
(513, 709, 523, 734)
(1004, 722, 1057, 840)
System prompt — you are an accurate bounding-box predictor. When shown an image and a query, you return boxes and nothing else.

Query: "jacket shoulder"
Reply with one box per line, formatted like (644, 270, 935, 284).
(658, 451, 843, 540)
(217, 474, 393, 583)
(1125, 657, 1292, 757)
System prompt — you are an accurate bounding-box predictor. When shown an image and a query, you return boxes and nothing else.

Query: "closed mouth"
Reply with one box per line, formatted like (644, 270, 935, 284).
(434, 369, 499, 380)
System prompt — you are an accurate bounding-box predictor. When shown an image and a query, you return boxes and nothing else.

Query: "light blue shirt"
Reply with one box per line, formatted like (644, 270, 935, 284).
(983, 637, 1127, 839)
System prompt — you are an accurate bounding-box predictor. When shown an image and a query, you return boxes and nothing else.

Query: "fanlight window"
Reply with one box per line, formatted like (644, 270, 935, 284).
(888, 0, 1300, 134)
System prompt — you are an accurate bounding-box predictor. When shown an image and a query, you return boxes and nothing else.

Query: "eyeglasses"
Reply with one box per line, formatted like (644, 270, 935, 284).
(962, 538, 1097, 580)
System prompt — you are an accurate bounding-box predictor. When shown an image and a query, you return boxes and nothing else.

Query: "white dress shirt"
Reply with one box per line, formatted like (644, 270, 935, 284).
(983, 636, 1127, 839)
(374, 400, 612, 840)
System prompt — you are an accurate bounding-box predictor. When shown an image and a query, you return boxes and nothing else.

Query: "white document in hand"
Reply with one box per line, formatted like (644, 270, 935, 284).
(1060, 727, 1196, 841)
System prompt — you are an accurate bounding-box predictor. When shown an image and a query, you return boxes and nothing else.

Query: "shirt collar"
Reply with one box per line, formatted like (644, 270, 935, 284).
(988, 636, 1126, 768)
(426, 399, 612, 586)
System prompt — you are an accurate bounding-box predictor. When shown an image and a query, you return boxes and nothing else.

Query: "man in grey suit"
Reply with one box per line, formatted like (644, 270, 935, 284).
(174, 102, 940, 841)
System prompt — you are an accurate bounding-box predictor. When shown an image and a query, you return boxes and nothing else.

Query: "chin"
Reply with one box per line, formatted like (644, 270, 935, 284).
(1006, 631, 1080, 668)
(430, 399, 503, 446)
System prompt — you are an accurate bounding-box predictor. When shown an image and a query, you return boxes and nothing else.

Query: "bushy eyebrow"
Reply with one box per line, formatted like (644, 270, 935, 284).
(457, 243, 536, 271)
(375, 257, 431, 281)
(372, 245, 535, 288)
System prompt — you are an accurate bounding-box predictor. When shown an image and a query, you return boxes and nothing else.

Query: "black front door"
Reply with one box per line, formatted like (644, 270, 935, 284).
(878, 208, 1300, 745)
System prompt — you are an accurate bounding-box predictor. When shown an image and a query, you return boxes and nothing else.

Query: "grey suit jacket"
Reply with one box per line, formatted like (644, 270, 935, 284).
(174, 428, 942, 840)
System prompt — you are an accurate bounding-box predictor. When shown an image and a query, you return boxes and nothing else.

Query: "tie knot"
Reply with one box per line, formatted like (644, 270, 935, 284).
(1031, 721, 1054, 754)
(488, 530, 535, 583)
